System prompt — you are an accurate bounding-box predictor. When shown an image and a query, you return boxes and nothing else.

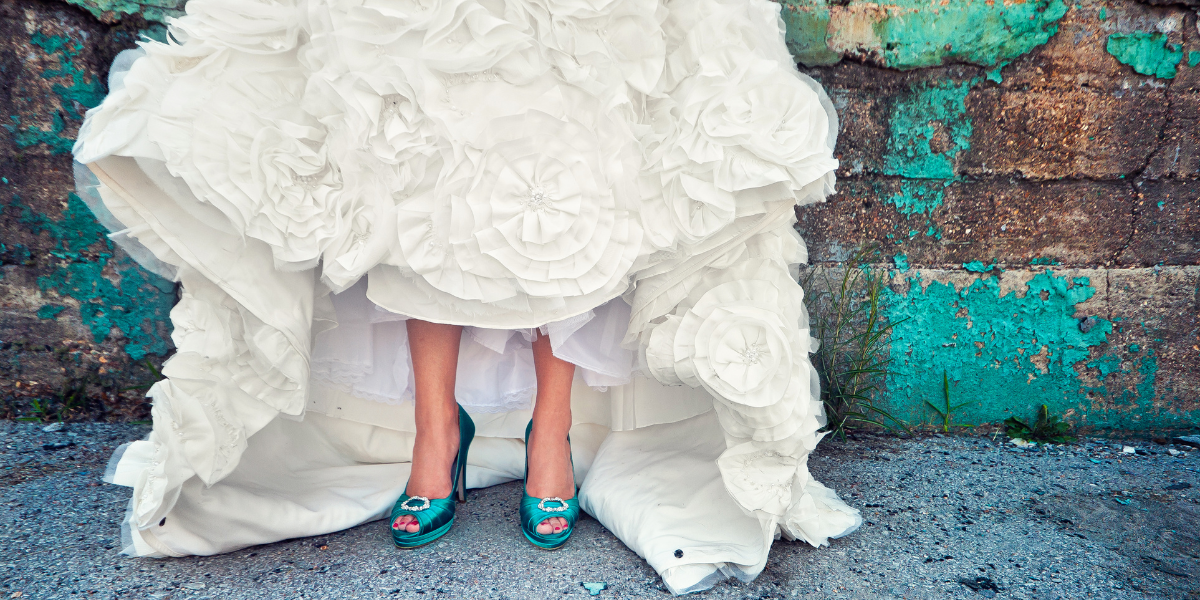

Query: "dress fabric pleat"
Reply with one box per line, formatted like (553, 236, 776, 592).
(76, 0, 861, 593)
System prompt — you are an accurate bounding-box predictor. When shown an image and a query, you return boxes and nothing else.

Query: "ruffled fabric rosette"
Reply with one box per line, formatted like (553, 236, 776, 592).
(74, 0, 859, 593)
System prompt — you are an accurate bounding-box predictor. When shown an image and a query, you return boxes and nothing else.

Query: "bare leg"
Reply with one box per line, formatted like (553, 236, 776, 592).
(393, 319, 463, 534)
(526, 331, 576, 535)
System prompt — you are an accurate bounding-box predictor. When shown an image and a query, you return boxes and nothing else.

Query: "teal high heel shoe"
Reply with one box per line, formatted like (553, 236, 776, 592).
(390, 404, 475, 549)
(519, 419, 580, 551)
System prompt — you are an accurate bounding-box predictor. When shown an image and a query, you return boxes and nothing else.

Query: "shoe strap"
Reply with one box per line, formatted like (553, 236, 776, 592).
(392, 494, 455, 534)
(519, 494, 580, 539)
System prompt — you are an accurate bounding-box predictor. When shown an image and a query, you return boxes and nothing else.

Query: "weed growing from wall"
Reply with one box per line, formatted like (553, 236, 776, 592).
(803, 246, 908, 439)
(925, 370, 973, 432)
(1005, 405, 1076, 444)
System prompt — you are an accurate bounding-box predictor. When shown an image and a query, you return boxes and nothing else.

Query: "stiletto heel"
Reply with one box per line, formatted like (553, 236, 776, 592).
(390, 404, 475, 549)
(455, 458, 467, 503)
(520, 419, 580, 551)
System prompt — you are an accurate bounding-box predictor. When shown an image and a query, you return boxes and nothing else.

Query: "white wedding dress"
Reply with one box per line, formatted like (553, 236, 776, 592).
(73, 0, 861, 593)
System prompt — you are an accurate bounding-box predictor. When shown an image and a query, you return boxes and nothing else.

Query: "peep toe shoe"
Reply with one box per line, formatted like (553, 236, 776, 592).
(390, 405, 475, 549)
(519, 419, 580, 551)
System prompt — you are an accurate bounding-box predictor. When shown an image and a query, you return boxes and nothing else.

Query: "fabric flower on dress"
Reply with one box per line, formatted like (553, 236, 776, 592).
(639, 0, 835, 252)
(519, 0, 665, 95)
(716, 439, 802, 516)
(782, 476, 864, 547)
(119, 5, 349, 269)
(644, 258, 813, 439)
(233, 115, 346, 266)
(303, 64, 441, 290)
(171, 0, 303, 55)
(170, 290, 239, 362)
(418, 0, 541, 79)
(644, 254, 826, 519)
(649, 47, 834, 198)
(397, 109, 642, 306)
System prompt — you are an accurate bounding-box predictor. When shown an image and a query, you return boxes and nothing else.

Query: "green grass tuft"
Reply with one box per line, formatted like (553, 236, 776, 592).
(1004, 404, 1076, 444)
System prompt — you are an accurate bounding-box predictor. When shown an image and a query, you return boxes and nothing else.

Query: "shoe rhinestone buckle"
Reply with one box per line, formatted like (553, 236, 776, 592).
(400, 496, 431, 512)
(538, 497, 568, 512)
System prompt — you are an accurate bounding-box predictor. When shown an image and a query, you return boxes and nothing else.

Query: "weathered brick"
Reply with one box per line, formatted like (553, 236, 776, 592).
(1080, 266, 1200, 424)
(963, 85, 1167, 180)
(1119, 179, 1200, 265)
(806, 63, 931, 178)
(798, 178, 1134, 267)
(1144, 93, 1200, 179)
(0, 1, 140, 161)
(878, 266, 1197, 430)
(0, 0, 1195, 428)
(50, 0, 186, 26)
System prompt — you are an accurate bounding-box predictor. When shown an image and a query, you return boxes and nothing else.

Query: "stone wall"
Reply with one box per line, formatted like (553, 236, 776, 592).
(0, 0, 1195, 429)
(0, 0, 179, 419)
(790, 0, 1199, 430)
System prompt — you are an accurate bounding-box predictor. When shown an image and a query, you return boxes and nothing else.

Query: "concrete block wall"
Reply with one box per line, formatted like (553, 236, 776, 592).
(0, 0, 1195, 430)
(0, 0, 178, 418)
(790, 0, 1199, 430)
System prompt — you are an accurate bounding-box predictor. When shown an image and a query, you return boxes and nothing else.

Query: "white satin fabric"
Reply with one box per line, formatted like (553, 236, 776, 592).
(76, 0, 860, 593)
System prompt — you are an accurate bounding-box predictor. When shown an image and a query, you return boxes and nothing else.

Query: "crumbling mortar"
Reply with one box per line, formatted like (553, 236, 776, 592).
(1108, 181, 1142, 266)
(1108, 74, 1179, 265)
(1128, 0, 1200, 14)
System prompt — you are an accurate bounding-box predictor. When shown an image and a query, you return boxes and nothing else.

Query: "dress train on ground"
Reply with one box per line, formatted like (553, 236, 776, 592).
(76, 0, 862, 593)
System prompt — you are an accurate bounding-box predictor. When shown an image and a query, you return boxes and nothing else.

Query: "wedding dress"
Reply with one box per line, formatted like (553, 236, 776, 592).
(73, 0, 861, 593)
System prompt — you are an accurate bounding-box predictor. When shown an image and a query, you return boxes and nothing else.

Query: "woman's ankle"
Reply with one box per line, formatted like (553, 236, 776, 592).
(531, 402, 571, 435)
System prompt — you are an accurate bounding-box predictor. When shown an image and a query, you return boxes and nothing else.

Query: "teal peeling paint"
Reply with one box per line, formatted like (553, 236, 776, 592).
(780, 2, 840, 66)
(962, 261, 999, 273)
(873, 0, 1068, 69)
(1188, 52, 1200, 68)
(62, 0, 186, 25)
(877, 80, 976, 239)
(985, 63, 1006, 84)
(1087, 354, 1121, 380)
(1135, 350, 1157, 410)
(1106, 33, 1184, 79)
(11, 195, 174, 360)
(37, 304, 67, 319)
(887, 180, 945, 215)
(882, 79, 975, 180)
(885, 271, 1115, 427)
(781, 0, 1067, 69)
(1082, 347, 1185, 429)
(4, 115, 73, 156)
(893, 254, 909, 271)
(5, 33, 107, 155)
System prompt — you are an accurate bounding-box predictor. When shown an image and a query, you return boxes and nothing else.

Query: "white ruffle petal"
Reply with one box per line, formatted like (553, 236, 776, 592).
(73, 0, 856, 592)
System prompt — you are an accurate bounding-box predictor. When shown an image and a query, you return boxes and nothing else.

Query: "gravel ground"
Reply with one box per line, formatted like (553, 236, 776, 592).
(2, 421, 1198, 600)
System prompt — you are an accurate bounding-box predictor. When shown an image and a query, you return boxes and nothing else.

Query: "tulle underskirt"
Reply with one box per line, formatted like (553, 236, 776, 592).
(311, 279, 634, 412)
(74, 0, 866, 592)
